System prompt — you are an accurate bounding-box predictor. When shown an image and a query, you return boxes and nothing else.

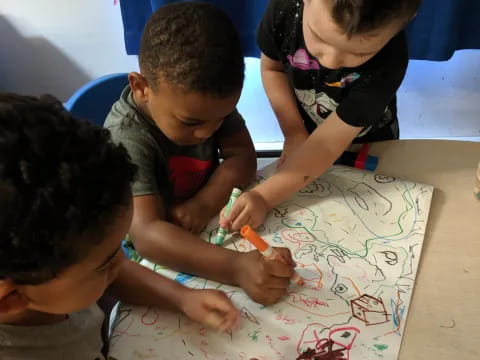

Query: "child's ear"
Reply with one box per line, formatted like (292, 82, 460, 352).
(0, 279, 29, 314)
(128, 72, 150, 103)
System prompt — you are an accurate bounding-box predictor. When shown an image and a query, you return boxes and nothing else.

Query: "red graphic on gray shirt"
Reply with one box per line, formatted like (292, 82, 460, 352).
(168, 156, 213, 200)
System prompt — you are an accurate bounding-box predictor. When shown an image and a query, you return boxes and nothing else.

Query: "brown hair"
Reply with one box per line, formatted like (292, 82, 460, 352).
(330, 0, 422, 36)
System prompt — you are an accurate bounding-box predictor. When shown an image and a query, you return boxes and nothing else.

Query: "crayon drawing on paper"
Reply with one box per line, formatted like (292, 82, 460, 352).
(109, 164, 434, 360)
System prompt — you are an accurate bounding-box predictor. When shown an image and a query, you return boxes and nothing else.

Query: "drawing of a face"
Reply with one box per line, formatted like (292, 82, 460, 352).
(327, 250, 386, 304)
(294, 89, 339, 126)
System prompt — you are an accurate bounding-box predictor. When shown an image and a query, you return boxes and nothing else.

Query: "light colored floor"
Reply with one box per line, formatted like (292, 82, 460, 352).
(238, 50, 480, 150)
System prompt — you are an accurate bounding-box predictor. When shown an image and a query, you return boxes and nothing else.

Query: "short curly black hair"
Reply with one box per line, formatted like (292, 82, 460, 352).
(139, 1, 245, 97)
(0, 93, 136, 285)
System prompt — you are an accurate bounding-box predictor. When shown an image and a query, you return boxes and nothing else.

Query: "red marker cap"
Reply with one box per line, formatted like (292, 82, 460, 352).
(240, 225, 269, 252)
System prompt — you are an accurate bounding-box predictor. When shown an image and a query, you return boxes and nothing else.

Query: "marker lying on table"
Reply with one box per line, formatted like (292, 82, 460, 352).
(214, 187, 242, 245)
(240, 225, 304, 286)
(334, 144, 378, 171)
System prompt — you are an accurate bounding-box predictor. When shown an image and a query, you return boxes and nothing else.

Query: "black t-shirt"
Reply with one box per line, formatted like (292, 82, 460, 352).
(257, 0, 409, 141)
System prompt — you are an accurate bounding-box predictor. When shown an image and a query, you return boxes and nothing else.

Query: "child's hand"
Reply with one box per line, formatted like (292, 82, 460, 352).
(169, 199, 213, 234)
(181, 289, 239, 332)
(232, 249, 295, 305)
(220, 190, 269, 231)
(278, 131, 309, 168)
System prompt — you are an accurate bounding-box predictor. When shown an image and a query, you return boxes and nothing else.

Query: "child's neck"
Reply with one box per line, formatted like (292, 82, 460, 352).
(0, 309, 67, 326)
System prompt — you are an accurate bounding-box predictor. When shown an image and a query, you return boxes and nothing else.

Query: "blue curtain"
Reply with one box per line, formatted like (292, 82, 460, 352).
(119, 0, 268, 57)
(119, 0, 480, 61)
(407, 0, 480, 60)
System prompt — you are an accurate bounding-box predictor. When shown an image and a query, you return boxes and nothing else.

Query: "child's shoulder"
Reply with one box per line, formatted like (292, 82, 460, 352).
(258, 0, 304, 60)
(0, 305, 104, 360)
(362, 31, 408, 72)
(104, 86, 143, 130)
(104, 87, 161, 147)
(262, 0, 300, 28)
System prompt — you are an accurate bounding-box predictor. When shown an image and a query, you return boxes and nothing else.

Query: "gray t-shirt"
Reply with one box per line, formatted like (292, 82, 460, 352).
(0, 305, 104, 360)
(105, 86, 246, 205)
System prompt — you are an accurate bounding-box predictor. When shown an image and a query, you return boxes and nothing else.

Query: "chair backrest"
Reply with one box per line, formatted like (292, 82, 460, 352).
(64, 73, 129, 126)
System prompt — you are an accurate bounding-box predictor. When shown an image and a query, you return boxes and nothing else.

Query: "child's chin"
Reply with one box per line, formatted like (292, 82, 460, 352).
(175, 139, 206, 146)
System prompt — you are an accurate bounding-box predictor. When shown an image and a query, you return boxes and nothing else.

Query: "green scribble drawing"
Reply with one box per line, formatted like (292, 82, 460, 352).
(248, 329, 261, 342)
(108, 164, 433, 360)
(374, 344, 388, 351)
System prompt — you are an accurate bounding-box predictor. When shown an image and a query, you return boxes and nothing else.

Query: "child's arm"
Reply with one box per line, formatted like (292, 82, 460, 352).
(107, 254, 239, 331)
(131, 195, 295, 305)
(261, 53, 309, 165)
(222, 112, 363, 230)
(169, 125, 256, 233)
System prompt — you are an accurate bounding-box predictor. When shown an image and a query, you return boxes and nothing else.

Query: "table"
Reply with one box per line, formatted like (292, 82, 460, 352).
(112, 139, 480, 360)
(368, 140, 480, 360)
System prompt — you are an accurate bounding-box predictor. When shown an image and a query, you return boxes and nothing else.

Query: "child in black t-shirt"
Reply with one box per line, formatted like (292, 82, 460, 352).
(221, 0, 421, 230)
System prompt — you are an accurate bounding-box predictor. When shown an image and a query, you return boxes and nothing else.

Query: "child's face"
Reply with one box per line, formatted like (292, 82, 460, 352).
(302, 0, 402, 69)
(133, 76, 240, 146)
(0, 204, 132, 317)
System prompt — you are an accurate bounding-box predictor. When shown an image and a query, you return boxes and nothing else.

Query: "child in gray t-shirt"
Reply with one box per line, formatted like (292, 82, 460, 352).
(105, 2, 296, 306)
(0, 94, 238, 359)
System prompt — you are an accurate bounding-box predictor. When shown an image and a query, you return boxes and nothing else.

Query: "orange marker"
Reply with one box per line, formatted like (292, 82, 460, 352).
(240, 225, 304, 286)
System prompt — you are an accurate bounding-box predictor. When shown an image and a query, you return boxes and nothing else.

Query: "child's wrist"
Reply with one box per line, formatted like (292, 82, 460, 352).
(230, 251, 248, 286)
(190, 194, 217, 217)
(178, 286, 195, 313)
(250, 188, 274, 212)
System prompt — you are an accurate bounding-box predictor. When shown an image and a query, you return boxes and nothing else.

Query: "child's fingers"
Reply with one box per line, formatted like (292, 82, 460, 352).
(202, 311, 226, 330)
(207, 292, 236, 311)
(0, 279, 16, 295)
(264, 276, 291, 289)
(204, 292, 239, 331)
(219, 206, 227, 221)
(231, 208, 251, 231)
(225, 204, 243, 225)
(222, 201, 244, 229)
(273, 247, 296, 267)
(0, 291, 29, 313)
(262, 288, 289, 305)
(219, 307, 240, 332)
(263, 258, 295, 278)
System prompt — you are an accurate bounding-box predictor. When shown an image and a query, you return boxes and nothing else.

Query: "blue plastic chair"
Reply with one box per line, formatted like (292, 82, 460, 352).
(64, 73, 130, 257)
(64, 73, 129, 126)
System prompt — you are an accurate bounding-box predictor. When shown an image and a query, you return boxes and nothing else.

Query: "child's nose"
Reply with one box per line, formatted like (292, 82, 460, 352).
(195, 121, 222, 140)
(194, 127, 215, 140)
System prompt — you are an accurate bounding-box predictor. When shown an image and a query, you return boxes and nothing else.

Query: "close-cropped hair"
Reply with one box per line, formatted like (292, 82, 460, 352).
(330, 0, 422, 36)
(0, 93, 136, 285)
(139, 1, 245, 97)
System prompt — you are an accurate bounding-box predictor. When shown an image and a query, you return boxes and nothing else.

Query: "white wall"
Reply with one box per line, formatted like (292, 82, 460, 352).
(0, 0, 138, 100)
(1, 1, 479, 142)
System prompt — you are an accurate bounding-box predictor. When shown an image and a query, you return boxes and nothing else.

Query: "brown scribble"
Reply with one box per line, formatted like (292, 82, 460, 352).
(350, 294, 389, 326)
